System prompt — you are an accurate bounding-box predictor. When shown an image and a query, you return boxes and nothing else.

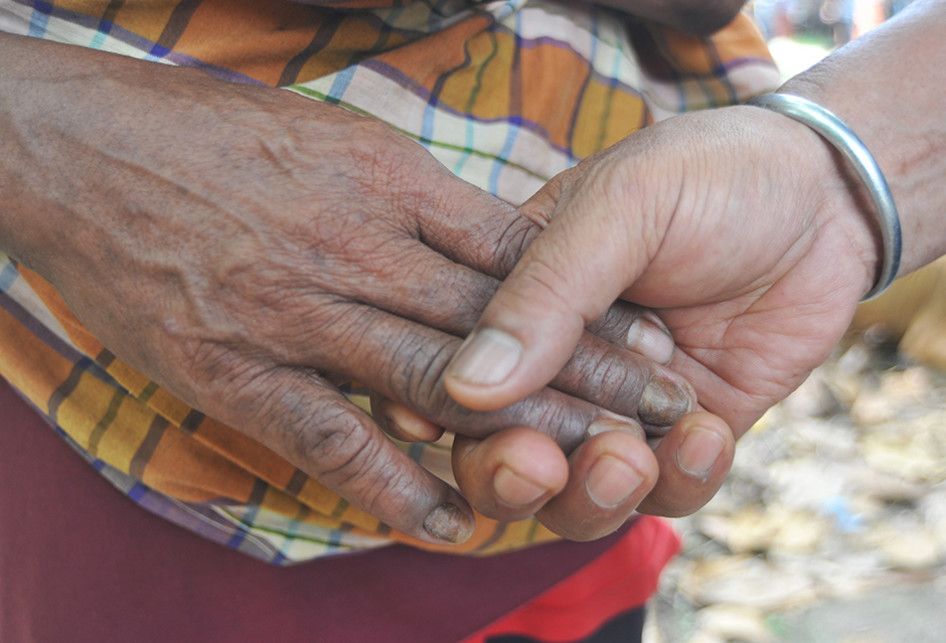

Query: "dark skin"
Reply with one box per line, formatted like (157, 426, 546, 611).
(590, 0, 748, 35)
(0, 0, 744, 543)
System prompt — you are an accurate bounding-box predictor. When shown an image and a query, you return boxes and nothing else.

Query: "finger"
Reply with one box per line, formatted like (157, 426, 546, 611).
(417, 160, 585, 279)
(317, 247, 690, 428)
(637, 411, 735, 517)
(342, 237, 675, 366)
(292, 300, 668, 449)
(388, 159, 674, 367)
(442, 162, 650, 411)
(229, 366, 474, 544)
(370, 394, 444, 443)
(536, 423, 659, 541)
(430, 171, 674, 364)
(451, 428, 569, 522)
(587, 305, 675, 366)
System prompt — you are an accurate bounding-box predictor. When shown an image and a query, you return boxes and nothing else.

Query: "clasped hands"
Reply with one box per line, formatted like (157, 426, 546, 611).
(14, 38, 873, 546)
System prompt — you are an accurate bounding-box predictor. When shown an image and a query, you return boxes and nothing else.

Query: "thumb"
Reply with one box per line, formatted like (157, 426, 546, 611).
(444, 162, 656, 411)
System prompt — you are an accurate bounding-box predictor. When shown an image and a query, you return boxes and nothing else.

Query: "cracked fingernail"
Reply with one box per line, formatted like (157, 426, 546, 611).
(639, 376, 694, 426)
(423, 503, 474, 543)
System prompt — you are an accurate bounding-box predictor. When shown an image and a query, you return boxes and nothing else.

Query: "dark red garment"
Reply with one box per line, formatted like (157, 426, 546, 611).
(0, 381, 663, 642)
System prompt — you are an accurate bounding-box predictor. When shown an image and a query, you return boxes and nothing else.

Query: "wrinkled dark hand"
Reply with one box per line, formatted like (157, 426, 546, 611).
(2, 35, 715, 543)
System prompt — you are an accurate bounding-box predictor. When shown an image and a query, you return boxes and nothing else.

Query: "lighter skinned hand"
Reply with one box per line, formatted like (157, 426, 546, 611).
(2, 35, 708, 543)
(444, 105, 879, 515)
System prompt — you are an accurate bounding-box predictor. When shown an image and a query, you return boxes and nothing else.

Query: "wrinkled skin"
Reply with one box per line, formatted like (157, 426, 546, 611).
(444, 104, 876, 514)
(1, 33, 734, 543)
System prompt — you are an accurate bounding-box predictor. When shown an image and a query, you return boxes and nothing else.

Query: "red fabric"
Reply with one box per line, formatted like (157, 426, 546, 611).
(464, 516, 680, 642)
(0, 380, 674, 642)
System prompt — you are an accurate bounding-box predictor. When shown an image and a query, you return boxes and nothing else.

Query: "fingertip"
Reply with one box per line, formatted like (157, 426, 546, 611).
(443, 327, 526, 411)
(536, 430, 658, 541)
(625, 312, 675, 365)
(422, 499, 476, 544)
(638, 411, 735, 517)
(639, 370, 697, 427)
(590, 429, 660, 495)
(452, 428, 568, 520)
(377, 399, 444, 442)
(673, 411, 733, 482)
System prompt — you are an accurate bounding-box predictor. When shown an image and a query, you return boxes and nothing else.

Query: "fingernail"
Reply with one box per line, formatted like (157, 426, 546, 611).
(423, 503, 475, 543)
(626, 315, 675, 364)
(448, 329, 522, 387)
(585, 455, 643, 508)
(675, 427, 725, 480)
(384, 404, 441, 442)
(493, 466, 547, 507)
(639, 376, 693, 426)
(587, 417, 645, 440)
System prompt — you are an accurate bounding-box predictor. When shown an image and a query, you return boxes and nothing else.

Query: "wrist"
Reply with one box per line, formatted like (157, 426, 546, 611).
(748, 92, 881, 301)
(764, 84, 896, 299)
(777, 3, 946, 277)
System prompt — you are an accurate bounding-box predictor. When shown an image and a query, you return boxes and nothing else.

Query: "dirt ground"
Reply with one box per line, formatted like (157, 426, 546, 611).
(646, 337, 946, 642)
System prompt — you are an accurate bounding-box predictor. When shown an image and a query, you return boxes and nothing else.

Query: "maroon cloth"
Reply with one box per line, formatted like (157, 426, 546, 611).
(0, 381, 629, 642)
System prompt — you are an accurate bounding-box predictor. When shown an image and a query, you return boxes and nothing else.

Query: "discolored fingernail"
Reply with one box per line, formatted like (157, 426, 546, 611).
(626, 315, 675, 364)
(585, 455, 643, 508)
(587, 417, 645, 440)
(447, 328, 522, 387)
(423, 503, 475, 543)
(493, 465, 548, 507)
(639, 376, 693, 426)
(675, 427, 725, 481)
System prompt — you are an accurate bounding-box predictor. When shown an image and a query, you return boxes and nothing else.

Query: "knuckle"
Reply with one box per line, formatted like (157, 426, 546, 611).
(491, 216, 541, 277)
(178, 340, 269, 412)
(568, 343, 647, 411)
(305, 405, 420, 519)
(416, 267, 492, 332)
(586, 305, 638, 340)
(387, 334, 457, 421)
(299, 401, 375, 477)
(512, 393, 589, 452)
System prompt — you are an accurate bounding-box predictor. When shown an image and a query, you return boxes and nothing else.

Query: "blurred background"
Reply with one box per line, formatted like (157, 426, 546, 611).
(648, 2, 946, 641)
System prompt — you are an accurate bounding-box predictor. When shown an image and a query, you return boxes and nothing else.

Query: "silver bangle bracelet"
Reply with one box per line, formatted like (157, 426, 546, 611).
(746, 93, 902, 300)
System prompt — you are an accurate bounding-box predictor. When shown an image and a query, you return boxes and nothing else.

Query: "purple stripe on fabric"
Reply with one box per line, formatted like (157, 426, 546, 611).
(128, 414, 169, 479)
(0, 289, 85, 362)
(278, 12, 345, 87)
(562, 10, 599, 163)
(360, 57, 648, 159)
(225, 478, 268, 549)
(12, 0, 264, 85)
(518, 32, 772, 79)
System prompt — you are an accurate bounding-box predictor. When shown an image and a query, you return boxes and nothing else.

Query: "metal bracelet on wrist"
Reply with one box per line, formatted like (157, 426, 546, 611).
(746, 92, 902, 300)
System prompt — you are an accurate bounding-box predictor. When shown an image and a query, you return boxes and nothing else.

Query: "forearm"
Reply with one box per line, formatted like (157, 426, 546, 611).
(0, 32, 68, 270)
(781, 0, 946, 278)
(0, 32, 294, 282)
(0, 32, 165, 276)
